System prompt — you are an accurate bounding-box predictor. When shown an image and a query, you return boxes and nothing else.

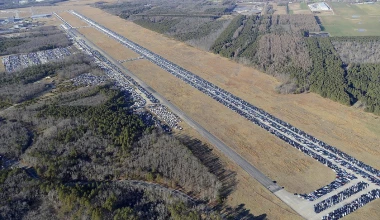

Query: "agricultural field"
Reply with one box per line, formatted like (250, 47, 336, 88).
(288, 2, 312, 14)
(319, 2, 380, 36)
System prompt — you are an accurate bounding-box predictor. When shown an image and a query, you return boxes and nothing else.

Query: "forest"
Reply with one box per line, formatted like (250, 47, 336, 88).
(0, 168, 220, 220)
(331, 36, 380, 64)
(100, 0, 235, 50)
(210, 14, 320, 94)
(0, 25, 255, 219)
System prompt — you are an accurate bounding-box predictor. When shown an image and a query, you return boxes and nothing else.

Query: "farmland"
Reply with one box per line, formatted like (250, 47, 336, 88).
(319, 2, 380, 36)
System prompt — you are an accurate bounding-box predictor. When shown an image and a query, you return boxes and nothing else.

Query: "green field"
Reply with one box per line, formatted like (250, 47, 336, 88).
(319, 2, 380, 36)
(300, 2, 308, 10)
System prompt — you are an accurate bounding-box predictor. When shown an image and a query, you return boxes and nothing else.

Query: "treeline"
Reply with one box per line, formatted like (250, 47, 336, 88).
(211, 14, 317, 94)
(331, 37, 380, 64)
(101, 0, 233, 50)
(100, 0, 235, 19)
(133, 17, 181, 34)
(346, 63, 380, 114)
(211, 14, 320, 59)
(0, 168, 219, 220)
(211, 15, 246, 56)
(134, 16, 228, 44)
(305, 38, 350, 105)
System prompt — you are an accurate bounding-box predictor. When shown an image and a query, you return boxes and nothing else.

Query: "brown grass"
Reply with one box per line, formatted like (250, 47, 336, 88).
(77, 28, 140, 61)
(289, 3, 312, 14)
(343, 198, 380, 220)
(272, 3, 288, 15)
(59, 11, 89, 27)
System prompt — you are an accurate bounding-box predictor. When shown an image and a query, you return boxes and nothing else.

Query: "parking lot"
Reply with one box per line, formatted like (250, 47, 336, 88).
(71, 72, 108, 87)
(2, 47, 71, 72)
(148, 104, 182, 130)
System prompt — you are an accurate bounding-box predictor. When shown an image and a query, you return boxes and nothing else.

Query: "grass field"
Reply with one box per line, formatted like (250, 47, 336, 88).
(319, 2, 380, 36)
(300, 2, 309, 10)
(288, 2, 312, 14)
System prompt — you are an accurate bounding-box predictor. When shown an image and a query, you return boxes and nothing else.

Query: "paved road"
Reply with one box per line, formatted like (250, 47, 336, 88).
(69, 27, 282, 193)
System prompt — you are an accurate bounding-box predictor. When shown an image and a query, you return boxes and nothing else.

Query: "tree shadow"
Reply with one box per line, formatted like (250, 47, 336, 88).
(223, 204, 267, 220)
(176, 135, 269, 219)
(176, 134, 237, 200)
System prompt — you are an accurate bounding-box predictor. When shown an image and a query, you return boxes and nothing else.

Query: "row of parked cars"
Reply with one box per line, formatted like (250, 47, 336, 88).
(2, 47, 71, 72)
(323, 189, 380, 220)
(315, 181, 369, 213)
